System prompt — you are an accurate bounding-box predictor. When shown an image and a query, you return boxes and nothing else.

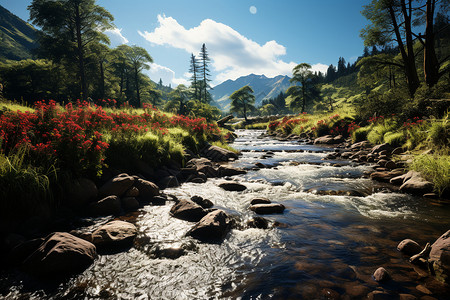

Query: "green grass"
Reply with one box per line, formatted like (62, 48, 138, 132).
(410, 152, 450, 197)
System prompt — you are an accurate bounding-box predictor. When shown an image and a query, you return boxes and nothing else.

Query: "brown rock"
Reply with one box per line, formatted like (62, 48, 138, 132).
(124, 186, 139, 197)
(400, 172, 434, 195)
(250, 197, 272, 205)
(250, 203, 285, 214)
(373, 267, 391, 282)
(385, 161, 397, 170)
(399, 294, 417, 300)
(170, 199, 207, 222)
(370, 171, 395, 183)
(91, 220, 137, 248)
(429, 230, 450, 283)
(134, 178, 160, 200)
(88, 195, 121, 216)
(247, 217, 269, 229)
(23, 232, 96, 277)
(219, 182, 247, 191)
(121, 197, 140, 210)
(98, 174, 135, 197)
(397, 239, 423, 256)
(191, 196, 214, 209)
(187, 210, 232, 242)
(370, 143, 392, 154)
(218, 166, 246, 177)
(65, 178, 97, 209)
(321, 288, 341, 300)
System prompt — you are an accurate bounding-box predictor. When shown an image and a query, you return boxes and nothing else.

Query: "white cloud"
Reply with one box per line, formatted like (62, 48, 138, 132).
(104, 27, 129, 45)
(147, 63, 189, 87)
(138, 15, 298, 84)
(311, 63, 329, 75)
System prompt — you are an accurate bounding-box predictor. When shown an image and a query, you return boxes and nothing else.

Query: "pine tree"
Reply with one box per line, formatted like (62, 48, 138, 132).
(189, 53, 200, 100)
(199, 43, 212, 103)
(158, 78, 163, 88)
(337, 57, 347, 76)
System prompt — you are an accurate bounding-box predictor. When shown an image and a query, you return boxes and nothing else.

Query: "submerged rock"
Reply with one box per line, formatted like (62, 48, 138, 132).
(373, 267, 391, 282)
(23, 232, 97, 277)
(187, 210, 232, 242)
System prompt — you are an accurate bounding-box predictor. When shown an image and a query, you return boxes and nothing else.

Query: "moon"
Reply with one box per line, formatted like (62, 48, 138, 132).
(249, 6, 257, 14)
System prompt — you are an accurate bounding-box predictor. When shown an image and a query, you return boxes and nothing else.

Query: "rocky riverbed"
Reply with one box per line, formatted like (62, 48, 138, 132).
(1, 129, 449, 299)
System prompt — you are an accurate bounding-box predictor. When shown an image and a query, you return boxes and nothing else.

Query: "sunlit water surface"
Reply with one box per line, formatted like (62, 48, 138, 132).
(2, 129, 450, 299)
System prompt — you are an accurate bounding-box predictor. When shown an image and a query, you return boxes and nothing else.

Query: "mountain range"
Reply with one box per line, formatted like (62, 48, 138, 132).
(0, 5, 38, 61)
(211, 74, 292, 110)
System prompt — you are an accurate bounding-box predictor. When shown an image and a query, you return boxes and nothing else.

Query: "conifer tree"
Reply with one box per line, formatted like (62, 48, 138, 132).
(189, 53, 200, 100)
(199, 43, 212, 103)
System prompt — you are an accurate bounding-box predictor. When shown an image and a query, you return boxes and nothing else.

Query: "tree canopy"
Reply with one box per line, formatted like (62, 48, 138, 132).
(230, 85, 255, 122)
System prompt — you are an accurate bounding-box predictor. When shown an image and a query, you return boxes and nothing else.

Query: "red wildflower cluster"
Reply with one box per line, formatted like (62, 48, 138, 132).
(329, 113, 340, 120)
(403, 117, 424, 129)
(348, 121, 360, 133)
(368, 115, 384, 124)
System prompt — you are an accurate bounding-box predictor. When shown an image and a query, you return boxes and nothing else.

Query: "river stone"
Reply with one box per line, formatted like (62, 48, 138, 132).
(429, 230, 450, 284)
(341, 152, 353, 159)
(158, 176, 179, 189)
(170, 199, 207, 222)
(321, 288, 341, 300)
(367, 291, 397, 300)
(399, 294, 418, 300)
(151, 195, 167, 205)
(370, 143, 392, 154)
(88, 195, 121, 216)
(250, 203, 285, 214)
(385, 160, 397, 170)
(91, 221, 137, 248)
(250, 197, 272, 205)
(202, 145, 239, 162)
(370, 171, 395, 183)
(397, 239, 422, 256)
(23, 232, 96, 277)
(134, 178, 160, 200)
(247, 217, 269, 229)
(121, 197, 140, 210)
(254, 162, 266, 168)
(373, 267, 391, 282)
(191, 196, 214, 209)
(124, 186, 139, 197)
(98, 174, 135, 197)
(219, 182, 247, 192)
(314, 135, 336, 145)
(65, 177, 97, 209)
(218, 166, 246, 177)
(399, 171, 433, 195)
(187, 210, 232, 242)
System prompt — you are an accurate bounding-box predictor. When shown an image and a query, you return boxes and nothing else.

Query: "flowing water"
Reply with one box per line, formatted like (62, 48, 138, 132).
(2, 129, 450, 299)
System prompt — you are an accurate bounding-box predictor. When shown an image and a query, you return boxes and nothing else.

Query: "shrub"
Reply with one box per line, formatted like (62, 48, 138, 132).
(428, 120, 449, 148)
(352, 126, 371, 142)
(383, 131, 405, 147)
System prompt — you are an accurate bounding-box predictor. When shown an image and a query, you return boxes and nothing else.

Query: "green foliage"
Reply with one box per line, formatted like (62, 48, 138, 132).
(230, 85, 256, 121)
(354, 89, 409, 121)
(428, 120, 449, 148)
(410, 152, 450, 197)
(383, 131, 405, 147)
(366, 119, 398, 145)
(352, 126, 371, 142)
(0, 145, 55, 223)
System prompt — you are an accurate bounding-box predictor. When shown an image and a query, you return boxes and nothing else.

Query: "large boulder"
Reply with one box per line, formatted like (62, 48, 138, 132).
(23, 232, 97, 277)
(187, 210, 232, 242)
(91, 221, 137, 248)
(370, 143, 392, 154)
(134, 178, 160, 200)
(219, 182, 247, 192)
(187, 158, 218, 178)
(88, 195, 121, 216)
(65, 177, 97, 209)
(399, 171, 433, 195)
(249, 203, 285, 214)
(429, 230, 450, 284)
(170, 199, 207, 222)
(98, 174, 135, 197)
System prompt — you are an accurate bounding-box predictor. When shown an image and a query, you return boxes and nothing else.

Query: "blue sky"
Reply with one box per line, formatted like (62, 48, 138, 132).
(1, 0, 370, 86)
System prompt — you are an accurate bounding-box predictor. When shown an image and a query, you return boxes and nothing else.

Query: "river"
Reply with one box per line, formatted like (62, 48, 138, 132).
(2, 129, 450, 299)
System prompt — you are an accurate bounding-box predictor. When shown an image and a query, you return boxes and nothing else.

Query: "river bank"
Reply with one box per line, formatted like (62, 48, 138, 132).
(1, 129, 449, 299)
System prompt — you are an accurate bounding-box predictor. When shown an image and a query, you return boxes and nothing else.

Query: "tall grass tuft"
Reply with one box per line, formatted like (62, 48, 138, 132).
(0, 145, 56, 226)
(410, 151, 450, 197)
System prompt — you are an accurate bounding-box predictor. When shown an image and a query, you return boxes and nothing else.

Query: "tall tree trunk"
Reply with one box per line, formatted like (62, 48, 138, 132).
(301, 80, 306, 113)
(74, 3, 87, 100)
(424, 0, 439, 87)
(99, 60, 105, 100)
(389, 1, 420, 97)
(134, 66, 140, 107)
(243, 102, 248, 122)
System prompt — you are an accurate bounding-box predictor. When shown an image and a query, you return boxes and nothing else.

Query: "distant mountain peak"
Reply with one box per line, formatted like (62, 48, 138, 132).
(210, 73, 292, 111)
